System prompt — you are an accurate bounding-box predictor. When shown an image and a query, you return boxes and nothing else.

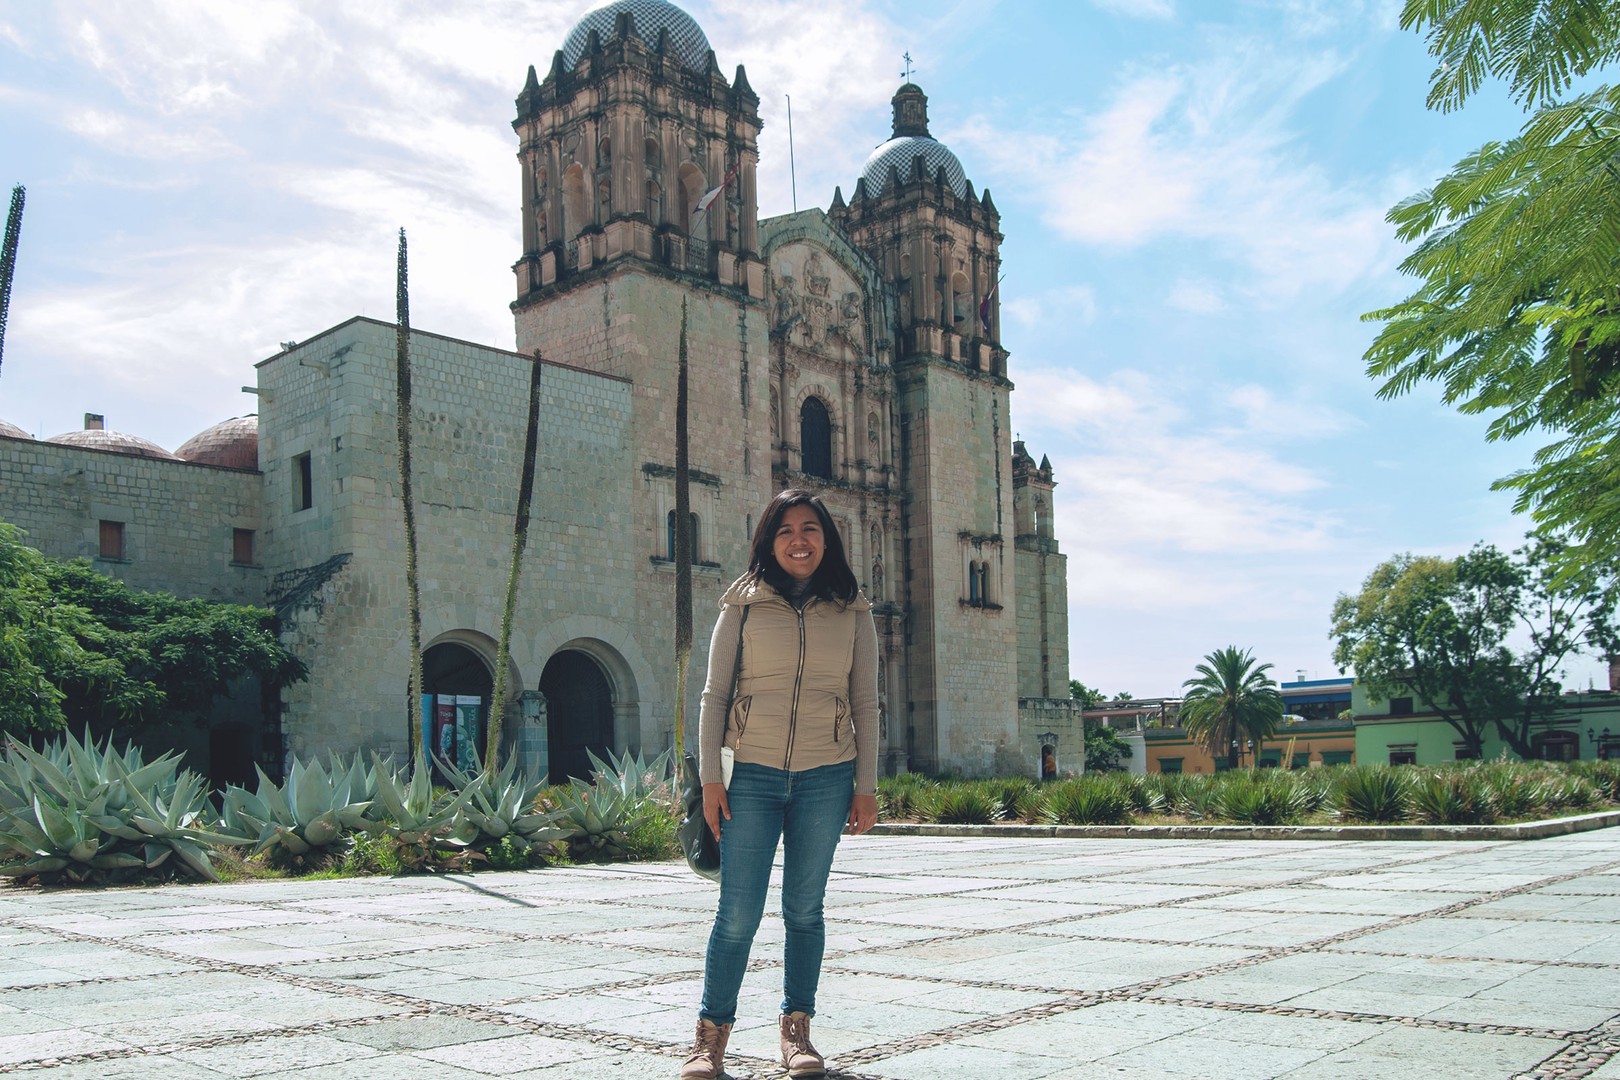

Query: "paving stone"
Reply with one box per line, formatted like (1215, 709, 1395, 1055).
(1, 833, 1618, 1080)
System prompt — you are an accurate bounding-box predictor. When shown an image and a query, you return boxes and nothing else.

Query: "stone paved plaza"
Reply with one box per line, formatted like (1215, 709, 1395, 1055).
(2, 831, 1618, 1079)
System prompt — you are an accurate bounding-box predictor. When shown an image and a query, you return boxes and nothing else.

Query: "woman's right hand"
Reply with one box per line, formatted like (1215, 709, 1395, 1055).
(702, 782, 730, 841)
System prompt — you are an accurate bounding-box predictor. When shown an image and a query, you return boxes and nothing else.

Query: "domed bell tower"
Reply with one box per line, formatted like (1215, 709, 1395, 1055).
(829, 84, 1017, 776)
(511, 0, 766, 332)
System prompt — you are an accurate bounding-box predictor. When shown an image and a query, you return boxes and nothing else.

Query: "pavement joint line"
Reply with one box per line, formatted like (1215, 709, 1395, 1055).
(1511, 1015, 1620, 1080)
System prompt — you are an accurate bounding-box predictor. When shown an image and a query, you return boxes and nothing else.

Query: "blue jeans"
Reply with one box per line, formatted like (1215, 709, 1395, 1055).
(698, 759, 854, 1026)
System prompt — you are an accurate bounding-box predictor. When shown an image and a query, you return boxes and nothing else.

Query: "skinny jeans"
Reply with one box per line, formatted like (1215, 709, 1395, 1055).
(698, 759, 854, 1026)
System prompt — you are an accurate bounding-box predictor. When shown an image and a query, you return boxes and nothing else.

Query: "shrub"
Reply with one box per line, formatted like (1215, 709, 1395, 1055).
(877, 773, 936, 820)
(981, 778, 1039, 821)
(1216, 774, 1311, 825)
(1168, 775, 1223, 820)
(924, 785, 999, 825)
(1042, 778, 1132, 825)
(1409, 769, 1497, 825)
(1336, 766, 1410, 823)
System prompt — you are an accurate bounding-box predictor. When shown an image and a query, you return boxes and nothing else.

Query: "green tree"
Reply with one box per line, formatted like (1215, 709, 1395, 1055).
(1331, 533, 1616, 759)
(0, 521, 91, 733)
(1083, 722, 1131, 772)
(1068, 680, 1104, 708)
(39, 557, 308, 731)
(1179, 647, 1283, 769)
(1363, 1, 1620, 581)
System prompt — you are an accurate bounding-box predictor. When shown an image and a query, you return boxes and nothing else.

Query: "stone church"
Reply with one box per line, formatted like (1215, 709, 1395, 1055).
(0, 0, 1078, 785)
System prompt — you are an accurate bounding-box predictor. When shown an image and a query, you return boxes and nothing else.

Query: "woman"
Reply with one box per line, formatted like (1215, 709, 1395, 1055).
(681, 489, 879, 1080)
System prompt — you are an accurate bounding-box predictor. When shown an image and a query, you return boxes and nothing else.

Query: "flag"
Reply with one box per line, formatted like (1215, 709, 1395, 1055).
(979, 275, 1002, 337)
(692, 162, 740, 217)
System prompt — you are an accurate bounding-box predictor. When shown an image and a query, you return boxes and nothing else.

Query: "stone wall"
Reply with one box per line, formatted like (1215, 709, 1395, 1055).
(0, 433, 264, 604)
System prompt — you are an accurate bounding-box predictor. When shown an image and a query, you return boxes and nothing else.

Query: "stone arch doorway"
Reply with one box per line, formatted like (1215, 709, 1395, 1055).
(423, 640, 493, 776)
(541, 649, 614, 783)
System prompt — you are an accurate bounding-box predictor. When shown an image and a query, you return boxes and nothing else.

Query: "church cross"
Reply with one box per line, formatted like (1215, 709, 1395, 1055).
(901, 52, 915, 82)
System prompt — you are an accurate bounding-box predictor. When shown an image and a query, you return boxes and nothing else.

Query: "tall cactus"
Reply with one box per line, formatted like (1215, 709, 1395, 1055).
(395, 229, 424, 757)
(674, 299, 693, 757)
(0, 184, 24, 378)
(488, 350, 544, 767)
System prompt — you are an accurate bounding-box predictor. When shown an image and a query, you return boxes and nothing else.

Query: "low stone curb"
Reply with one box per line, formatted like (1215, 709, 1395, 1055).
(868, 808, 1620, 841)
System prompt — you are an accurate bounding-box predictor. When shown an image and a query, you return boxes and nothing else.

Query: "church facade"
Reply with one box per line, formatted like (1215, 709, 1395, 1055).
(0, 0, 1078, 783)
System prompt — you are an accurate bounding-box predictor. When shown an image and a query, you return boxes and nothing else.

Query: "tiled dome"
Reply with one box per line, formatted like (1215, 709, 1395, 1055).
(0, 419, 31, 439)
(561, 0, 712, 73)
(176, 415, 259, 470)
(860, 136, 969, 199)
(45, 429, 178, 460)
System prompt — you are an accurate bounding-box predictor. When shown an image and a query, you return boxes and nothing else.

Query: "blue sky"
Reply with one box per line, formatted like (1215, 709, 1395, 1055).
(0, 0, 1607, 697)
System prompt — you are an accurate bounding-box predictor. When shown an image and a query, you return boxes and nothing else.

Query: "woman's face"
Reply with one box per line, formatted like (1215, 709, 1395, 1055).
(772, 505, 825, 581)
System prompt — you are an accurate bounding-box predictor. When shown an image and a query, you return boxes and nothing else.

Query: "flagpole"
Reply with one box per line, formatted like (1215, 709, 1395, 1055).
(786, 94, 798, 212)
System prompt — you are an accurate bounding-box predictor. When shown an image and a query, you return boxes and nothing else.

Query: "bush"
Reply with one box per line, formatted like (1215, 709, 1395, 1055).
(1409, 768, 1497, 825)
(1216, 774, 1312, 825)
(924, 785, 999, 825)
(1042, 778, 1132, 825)
(1336, 766, 1410, 823)
(877, 773, 936, 819)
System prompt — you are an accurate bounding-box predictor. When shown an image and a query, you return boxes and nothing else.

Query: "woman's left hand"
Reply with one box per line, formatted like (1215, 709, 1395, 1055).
(847, 793, 878, 835)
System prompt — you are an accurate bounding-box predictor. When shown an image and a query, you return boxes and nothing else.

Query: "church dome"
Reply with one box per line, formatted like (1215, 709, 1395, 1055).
(176, 415, 259, 470)
(855, 83, 971, 199)
(561, 0, 712, 73)
(45, 428, 178, 460)
(860, 136, 969, 198)
(0, 419, 31, 439)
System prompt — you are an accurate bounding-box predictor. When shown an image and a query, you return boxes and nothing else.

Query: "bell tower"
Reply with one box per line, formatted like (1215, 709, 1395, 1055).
(511, 0, 766, 346)
(829, 83, 1017, 775)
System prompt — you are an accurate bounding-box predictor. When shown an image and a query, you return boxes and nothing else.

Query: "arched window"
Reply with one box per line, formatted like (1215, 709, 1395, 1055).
(968, 560, 980, 604)
(645, 180, 661, 222)
(666, 510, 699, 561)
(978, 561, 990, 606)
(800, 397, 832, 479)
(596, 179, 611, 224)
(676, 163, 706, 236)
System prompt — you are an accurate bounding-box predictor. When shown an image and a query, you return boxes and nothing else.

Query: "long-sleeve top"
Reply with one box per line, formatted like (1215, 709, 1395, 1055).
(697, 576, 879, 796)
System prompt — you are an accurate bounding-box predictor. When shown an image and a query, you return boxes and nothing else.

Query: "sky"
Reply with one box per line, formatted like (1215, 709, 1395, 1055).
(0, 0, 1609, 697)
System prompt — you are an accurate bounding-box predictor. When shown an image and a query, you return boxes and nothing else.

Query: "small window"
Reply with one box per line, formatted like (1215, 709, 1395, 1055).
(1290, 753, 1310, 770)
(1388, 696, 1414, 716)
(98, 520, 125, 560)
(1389, 748, 1417, 766)
(1159, 757, 1183, 774)
(977, 562, 990, 606)
(1320, 750, 1353, 766)
(666, 510, 699, 561)
(968, 561, 980, 604)
(232, 528, 256, 565)
(293, 452, 313, 511)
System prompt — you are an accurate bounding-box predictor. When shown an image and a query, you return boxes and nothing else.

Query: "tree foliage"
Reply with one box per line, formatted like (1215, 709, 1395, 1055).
(1179, 647, 1283, 768)
(1365, 1, 1620, 581)
(1330, 533, 1616, 758)
(0, 521, 307, 736)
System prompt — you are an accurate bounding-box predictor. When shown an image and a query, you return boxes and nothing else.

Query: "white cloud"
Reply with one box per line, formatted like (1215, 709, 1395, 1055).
(1090, 0, 1175, 19)
(1005, 284, 1098, 328)
(1167, 278, 1224, 313)
(954, 40, 1400, 308)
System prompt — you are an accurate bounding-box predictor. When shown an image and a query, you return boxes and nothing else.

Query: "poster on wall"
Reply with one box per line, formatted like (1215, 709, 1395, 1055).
(420, 695, 434, 760)
(455, 695, 482, 773)
(435, 694, 457, 769)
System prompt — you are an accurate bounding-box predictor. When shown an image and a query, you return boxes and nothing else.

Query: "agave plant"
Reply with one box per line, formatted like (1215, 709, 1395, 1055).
(435, 749, 568, 854)
(222, 754, 376, 861)
(547, 782, 632, 860)
(1335, 765, 1410, 823)
(1408, 768, 1497, 825)
(582, 746, 673, 804)
(1215, 773, 1312, 825)
(0, 733, 246, 883)
(924, 785, 999, 825)
(370, 750, 479, 870)
(1042, 778, 1132, 825)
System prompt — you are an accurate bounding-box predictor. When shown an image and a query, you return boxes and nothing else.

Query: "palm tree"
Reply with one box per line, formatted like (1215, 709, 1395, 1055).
(1179, 646, 1283, 769)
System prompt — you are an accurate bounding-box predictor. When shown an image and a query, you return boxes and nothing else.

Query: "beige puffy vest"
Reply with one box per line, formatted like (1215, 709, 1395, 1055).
(722, 578, 872, 774)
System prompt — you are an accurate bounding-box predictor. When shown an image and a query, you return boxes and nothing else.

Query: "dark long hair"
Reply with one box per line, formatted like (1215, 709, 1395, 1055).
(745, 488, 859, 604)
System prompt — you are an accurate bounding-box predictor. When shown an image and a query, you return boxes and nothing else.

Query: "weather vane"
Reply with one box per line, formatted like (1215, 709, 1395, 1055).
(901, 52, 915, 82)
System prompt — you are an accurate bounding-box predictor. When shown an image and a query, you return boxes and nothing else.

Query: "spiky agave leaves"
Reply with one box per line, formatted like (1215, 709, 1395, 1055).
(436, 748, 567, 853)
(222, 754, 376, 859)
(0, 732, 245, 884)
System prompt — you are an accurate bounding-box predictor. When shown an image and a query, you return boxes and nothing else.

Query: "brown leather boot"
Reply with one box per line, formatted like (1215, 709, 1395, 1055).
(780, 1011, 825, 1077)
(679, 1018, 731, 1080)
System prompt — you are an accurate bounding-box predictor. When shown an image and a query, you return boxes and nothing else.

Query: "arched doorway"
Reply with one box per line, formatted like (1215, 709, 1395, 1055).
(423, 641, 492, 777)
(541, 649, 614, 783)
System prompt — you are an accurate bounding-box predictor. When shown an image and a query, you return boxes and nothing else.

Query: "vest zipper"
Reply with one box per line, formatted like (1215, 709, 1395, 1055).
(784, 601, 806, 772)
